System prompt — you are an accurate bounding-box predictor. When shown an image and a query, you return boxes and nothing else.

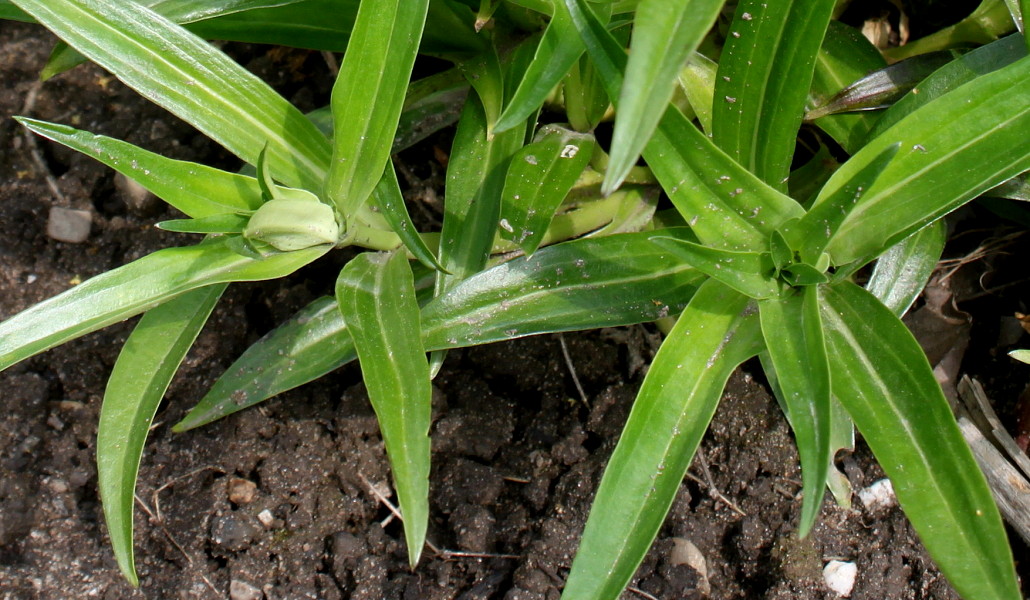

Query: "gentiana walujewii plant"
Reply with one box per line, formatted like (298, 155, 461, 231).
(1, 0, 1028, 598)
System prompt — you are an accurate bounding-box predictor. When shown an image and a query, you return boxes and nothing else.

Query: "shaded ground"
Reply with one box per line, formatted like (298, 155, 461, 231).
(0, 20, 1023, 600)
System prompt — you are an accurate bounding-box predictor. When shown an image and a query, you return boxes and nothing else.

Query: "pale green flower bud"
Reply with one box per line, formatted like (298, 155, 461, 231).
(243, 197, 340, 252)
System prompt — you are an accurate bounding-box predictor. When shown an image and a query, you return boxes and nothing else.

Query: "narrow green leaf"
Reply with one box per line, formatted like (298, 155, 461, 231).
(650, 237, 780, 299)
(820, 281, 1019, 600)
(825, 395, 855, 507)
(0, 1, 31, 20)
(562, 280, 763, 600)
(564, 52, 611, 132)
(711, 0, 836, 190)
(820, 55, 1030, 265)
(864, 34, 1027, 145)
(806, 51, 958, 120)
(371, 162, 445, 272)
(40, 41, 83, 81)
(758, 286, 829, 536)
(1006, 0, 1025, 33)
(987, 171, 1030, 201)
(603, 0, 723, 194)
(438, 93, 527, 289)
(492, 6, 599, 134)
(394, 69, 469, 152)
(174, 296, 356, 431)
(0, 239, 328, 371)
(459, 41, 506, 133)
(99, 284, 224, 586)
(12, 0, 331, 190)
(423, 229, 705, 347)
(1011, 349, 1030, 364)
(149, 0, 305, 23)
(325, 0, 429, 217)
(336, 251, 430, 567)
(866, 220, 947, 317)
(560, 0, 805, 251)
(157, 214, 250, 234)
(185, 0, 357, 52)
(500, 125, 595, 255)
(17, 118, 263, 217)
(678, 52, 717, 135)
(807, 21, 886, 153)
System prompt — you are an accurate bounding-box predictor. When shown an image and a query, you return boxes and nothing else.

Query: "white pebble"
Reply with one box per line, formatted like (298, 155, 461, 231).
(229, 579, 262, 600)
(857, 478, 896, 511)
(46, 207, 92, 243)
(823, 560, 857, 597)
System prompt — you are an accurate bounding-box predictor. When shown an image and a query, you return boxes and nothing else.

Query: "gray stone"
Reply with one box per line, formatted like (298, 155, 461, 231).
(229, 579, 263, 600)
(46, 207, 91, 243)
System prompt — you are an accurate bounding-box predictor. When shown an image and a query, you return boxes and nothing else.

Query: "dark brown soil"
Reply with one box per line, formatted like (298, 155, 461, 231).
(0, 20, 1020, 600)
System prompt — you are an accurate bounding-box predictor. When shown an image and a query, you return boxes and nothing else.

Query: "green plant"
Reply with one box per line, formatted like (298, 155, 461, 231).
(1, 0, 1028, 598)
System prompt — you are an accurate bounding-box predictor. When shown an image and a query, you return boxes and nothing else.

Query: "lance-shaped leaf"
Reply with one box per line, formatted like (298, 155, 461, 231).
(371, 162, 445, 271)
(174, 296, 354, 431)
(650, 237, 781, 299)
(177, 231, 706, 430)
(678, 52, 717, 135)
(603, 0, 723, 194)
(438, 93, 526, 289)
(782, 142, 900, 263)
(711, 0, 836, 191)
(423, 230, 705, 347)
(325, 0, 429, 217)
(0, 239, 328, 371)
(41, 0, 314, 78)
(561, 280, 763, 600)
(186, 0, 357, 52)
(564, 51, 611, 132)
(98, 284, 224, 586)
(16, 118, 262, 218)
(864, 33, 1027, 144)
(807, 21, 886, 153)
(820, 55, 1030, 265)
(0, 1, 30, 20)
(12, 0, 330, 190)
(758, 286, 830, 536)
(866, 220, 947, 317)
(336, 251, 431, 567)
(157, 214, 250, 234)
(499, 125, 595, 255)
(459, 41, 506, 133)
(820, 281, 1020, 600)
(806, 51, 958, 120)
(492, 5, 600, 134)
(560, 0, 805, 251)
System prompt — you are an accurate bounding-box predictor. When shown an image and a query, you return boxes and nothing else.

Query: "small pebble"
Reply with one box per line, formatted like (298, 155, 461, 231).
(823, 560, 857, 597)
(46, 207, 91, 243)
(228, 477, 258, 505)
(257, 509, 282, 529)
(229, 579, 263, 600)
(857, 478, 896, 511)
